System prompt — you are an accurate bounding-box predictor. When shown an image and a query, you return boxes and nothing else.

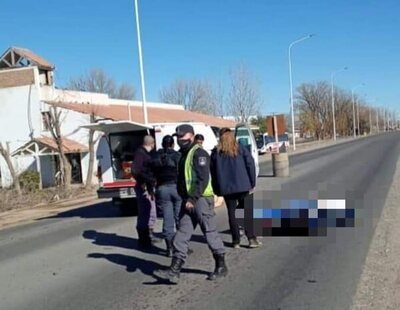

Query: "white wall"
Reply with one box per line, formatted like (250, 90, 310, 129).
(0, 67, 42, 187)
(0, 68, 186, 188)
(0, 155, 37, 188)
(0, 78, 42, 143)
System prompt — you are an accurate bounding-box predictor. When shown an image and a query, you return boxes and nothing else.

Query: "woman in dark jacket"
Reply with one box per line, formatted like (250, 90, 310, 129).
(210, 128, 261, 248)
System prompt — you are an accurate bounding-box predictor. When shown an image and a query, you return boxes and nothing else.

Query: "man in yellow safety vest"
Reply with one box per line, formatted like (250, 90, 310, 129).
(154, 124, 227, 283)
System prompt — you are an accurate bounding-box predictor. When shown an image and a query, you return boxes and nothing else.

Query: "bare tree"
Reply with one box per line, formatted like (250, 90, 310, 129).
(214, 81, 226, 117)
(296, 82, 331, 140)
(68, 68, 136, 100)
(68, 69, 135, 187)
(84, 113, 97, 189)
(115, 83, 136, 100)
(227, 64, 260, 123)
(334, 89, 353, 137)
(0, 142, 21, 195)
(45, 106, 72, 193)
(159, 79, 219, 115)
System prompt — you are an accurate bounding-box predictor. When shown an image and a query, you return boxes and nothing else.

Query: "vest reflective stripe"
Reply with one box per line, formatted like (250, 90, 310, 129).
(184, 144, 214, 197)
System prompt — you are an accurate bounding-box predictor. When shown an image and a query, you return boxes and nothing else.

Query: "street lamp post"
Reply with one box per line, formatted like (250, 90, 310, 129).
(331, 67, 348, 140)
(351, 83, 364, 138)
(134, 0, 148, 124)
(369, 107, 372, 134)
(383, 109, 386, 132)
(288, 34, 314, 151)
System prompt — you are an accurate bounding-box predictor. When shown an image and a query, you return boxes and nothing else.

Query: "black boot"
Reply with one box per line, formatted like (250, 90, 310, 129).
(207, 253, 228, 281)
(153, 257, 184, 284)
(137, 228, 152, 249)
(165, 239, 172, 257)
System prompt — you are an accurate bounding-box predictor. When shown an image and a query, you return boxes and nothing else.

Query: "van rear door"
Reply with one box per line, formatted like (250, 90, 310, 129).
(235, 124, 260, 177)
(81, 120, 153, 195)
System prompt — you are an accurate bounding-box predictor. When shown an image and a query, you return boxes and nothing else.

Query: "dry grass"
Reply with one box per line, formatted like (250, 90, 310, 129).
(0, 185, 97, 213)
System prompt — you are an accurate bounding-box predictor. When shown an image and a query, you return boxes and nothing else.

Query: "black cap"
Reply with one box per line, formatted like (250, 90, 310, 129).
(173, 124, 194, 138)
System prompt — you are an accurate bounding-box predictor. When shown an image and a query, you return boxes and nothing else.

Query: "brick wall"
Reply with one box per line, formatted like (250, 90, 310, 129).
(0, 68, 34, 89)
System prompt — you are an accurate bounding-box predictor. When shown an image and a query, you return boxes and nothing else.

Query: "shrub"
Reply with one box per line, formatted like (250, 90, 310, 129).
(19, 171, 40, 192)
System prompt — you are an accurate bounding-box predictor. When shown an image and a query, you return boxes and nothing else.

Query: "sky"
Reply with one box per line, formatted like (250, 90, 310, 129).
(1, 0, 400, 115)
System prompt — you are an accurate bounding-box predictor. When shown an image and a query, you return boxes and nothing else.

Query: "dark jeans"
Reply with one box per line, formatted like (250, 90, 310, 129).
(224, 191, 255, 244)
(134, 185, 157, 230)
(156, 184, 182, 241)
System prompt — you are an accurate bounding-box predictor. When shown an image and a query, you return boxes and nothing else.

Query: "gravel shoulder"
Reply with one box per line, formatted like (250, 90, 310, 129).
(351, 153, 400, 309)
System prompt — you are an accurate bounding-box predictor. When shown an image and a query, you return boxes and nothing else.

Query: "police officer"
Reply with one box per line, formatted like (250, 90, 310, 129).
(152, 135, 182, 257)
(154, 124, 227, 283)
(132, 135, 160, 249)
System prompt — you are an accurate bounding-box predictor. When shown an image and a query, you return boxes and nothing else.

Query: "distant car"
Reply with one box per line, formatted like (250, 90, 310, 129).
(264, 134, 290, 152)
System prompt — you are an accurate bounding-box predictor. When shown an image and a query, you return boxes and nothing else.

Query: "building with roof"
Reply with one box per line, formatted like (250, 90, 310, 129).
(0, 47, 235, 188)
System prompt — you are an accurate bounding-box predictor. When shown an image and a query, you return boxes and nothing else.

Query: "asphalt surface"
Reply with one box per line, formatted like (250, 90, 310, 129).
(0, 132, 399, 310)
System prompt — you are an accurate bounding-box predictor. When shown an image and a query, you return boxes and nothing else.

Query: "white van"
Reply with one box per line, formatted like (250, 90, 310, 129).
(82, 120, 258, 215)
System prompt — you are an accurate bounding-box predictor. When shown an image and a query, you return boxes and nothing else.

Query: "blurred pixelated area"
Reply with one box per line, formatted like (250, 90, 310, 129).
(237, 192, 356, 237)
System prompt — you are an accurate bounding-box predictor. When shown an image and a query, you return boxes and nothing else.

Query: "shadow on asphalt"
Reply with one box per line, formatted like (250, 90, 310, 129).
(87, 253, 209, 285)
(83, 230, 166, 256)
(258, 174, 274, 178)
(38, 201, 124, 220)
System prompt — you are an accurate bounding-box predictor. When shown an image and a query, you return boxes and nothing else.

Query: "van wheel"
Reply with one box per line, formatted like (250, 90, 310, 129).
(112, 198, 138, 216)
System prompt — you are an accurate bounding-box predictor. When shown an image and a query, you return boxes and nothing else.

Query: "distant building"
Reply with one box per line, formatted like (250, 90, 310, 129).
(0, 47, 235, 188)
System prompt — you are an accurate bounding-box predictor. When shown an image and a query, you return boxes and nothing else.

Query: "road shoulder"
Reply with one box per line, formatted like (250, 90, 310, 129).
(351, 154, 400, 309)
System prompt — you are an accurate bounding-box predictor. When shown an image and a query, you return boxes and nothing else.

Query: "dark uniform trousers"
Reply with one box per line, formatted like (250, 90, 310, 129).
(172, 196, 225, 261)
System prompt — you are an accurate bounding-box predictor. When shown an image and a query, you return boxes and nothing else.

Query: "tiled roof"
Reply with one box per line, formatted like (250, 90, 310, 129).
(0, 47, 54, 70)
(45, 101, 237, 128)
(34, 136, 88, 154)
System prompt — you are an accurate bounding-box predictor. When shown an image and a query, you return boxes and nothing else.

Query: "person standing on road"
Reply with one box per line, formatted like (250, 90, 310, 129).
(152, 135, 182, 257)
(154, 124, 227, 283)
(210, 128, 261, 249)
(132, 135, 160, 249)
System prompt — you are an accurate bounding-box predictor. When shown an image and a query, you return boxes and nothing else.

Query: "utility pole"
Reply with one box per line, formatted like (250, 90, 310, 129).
(369, 107, 372, 134)
(288, 34, 314, 151)
(383, 109, 386, 132)
(331, 67, 348, 140)
(134, 0, 149, 124)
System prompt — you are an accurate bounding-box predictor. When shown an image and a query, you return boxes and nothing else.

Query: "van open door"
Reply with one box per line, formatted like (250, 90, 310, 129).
(235, 123, 260, 177)
(81, 120, 154, 183)
(80, 120, 154, 215)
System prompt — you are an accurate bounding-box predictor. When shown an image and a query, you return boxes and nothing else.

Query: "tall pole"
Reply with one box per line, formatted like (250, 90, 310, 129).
(376, 109, 379, 133)
(331, 67, 348, 141)
(288, 34, 314, 151)
(369, 107, 372, 134)
(356, 99, 360, 135)
(351, 90, 356, 138)
(331, 76, 336, 140)
(383, 109, 386, 132)
(134, 0, 148, 124)
(351, 83, 364, 138)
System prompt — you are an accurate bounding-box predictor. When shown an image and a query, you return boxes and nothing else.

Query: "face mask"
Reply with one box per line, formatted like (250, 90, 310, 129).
(178, 139, 192, 150)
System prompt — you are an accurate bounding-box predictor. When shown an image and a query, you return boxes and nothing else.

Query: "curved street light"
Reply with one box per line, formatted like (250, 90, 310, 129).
(331, 66, 348, 140)
(288, 34, 314, 151)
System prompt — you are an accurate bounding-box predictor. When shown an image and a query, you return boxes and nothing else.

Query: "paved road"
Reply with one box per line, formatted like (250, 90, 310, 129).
(0, 132, 398, 310)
